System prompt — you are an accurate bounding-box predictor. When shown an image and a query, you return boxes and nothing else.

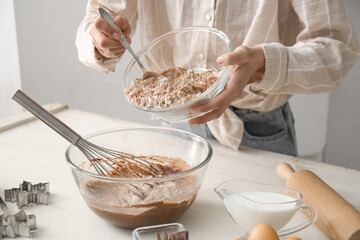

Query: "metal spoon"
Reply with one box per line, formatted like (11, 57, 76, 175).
(98, 7, 162, 80)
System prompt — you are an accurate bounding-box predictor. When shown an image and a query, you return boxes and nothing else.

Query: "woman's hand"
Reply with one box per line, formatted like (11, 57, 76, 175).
(90, 15, 131, 60)
(189, 46, 265, 125)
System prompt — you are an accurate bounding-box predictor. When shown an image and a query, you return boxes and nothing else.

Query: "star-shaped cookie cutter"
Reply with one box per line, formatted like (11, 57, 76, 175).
(0, 197, 36, 239)
(4, 181, 50, 208)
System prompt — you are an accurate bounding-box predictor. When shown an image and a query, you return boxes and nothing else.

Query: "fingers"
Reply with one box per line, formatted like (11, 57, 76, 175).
(94, 15, 131, 39)
(189, 81, 238, 125)
(192, 85, 236, 114)
(189, 104, 229, 125)
(113, 16, 131, 38)
(90, 30, 131, 58)
(90, 15, 131, 59)
(189, 64, 253, 125)
(189, 46, 265, 125)
(216, 46, 250, 66)
(192, 65, 250, 112)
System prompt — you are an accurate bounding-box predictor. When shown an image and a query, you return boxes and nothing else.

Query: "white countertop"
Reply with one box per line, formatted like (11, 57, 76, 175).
(1, 106, 359, 240)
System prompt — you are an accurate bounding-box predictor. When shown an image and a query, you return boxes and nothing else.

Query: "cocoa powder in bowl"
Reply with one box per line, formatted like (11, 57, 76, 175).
(126, 67, 220, 109)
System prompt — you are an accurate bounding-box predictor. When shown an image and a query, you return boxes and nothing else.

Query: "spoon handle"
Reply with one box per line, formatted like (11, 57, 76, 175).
(98, 7, 146, 72)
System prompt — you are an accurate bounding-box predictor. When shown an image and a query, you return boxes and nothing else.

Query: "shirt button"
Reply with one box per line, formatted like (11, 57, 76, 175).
(205, 14, 212, 21)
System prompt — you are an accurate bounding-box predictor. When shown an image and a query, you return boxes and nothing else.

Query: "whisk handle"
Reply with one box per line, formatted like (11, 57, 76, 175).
(12, 90, 81, 144)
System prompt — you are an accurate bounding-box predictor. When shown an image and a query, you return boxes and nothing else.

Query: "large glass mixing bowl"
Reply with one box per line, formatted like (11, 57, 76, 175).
(122, 26, 232, 123)
(65, 127, 212, 228)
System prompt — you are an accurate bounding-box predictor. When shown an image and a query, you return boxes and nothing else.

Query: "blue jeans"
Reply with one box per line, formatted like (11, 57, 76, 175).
(163, 102, 298, 156)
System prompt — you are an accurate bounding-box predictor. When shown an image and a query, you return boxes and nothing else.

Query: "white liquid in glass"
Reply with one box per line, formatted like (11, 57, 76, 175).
(223, 191, 298, 232)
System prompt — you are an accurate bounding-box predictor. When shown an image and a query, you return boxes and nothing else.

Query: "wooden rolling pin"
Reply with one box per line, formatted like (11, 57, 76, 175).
(276, 162, 360, 240)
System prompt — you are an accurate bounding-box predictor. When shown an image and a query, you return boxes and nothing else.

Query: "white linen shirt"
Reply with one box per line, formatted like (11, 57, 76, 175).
(76, 0, 360, 149)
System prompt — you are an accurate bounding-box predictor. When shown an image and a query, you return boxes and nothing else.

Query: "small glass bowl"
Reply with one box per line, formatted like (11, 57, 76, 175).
(65, 127, 212, 228)
(122, 26, 232, 123)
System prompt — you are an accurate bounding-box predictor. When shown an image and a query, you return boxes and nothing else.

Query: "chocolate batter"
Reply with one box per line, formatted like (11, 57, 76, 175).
(88, 196, 196, 228)
(79, 156, 198, 228)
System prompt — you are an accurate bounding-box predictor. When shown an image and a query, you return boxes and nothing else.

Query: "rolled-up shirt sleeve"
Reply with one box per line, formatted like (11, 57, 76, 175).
(75, 0, 138, 73)
(250, 0, 360, 95)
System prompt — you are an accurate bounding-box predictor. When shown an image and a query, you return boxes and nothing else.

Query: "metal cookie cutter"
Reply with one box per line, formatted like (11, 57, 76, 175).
(0, 197, 36, 239)
(4, 181, 50, 208)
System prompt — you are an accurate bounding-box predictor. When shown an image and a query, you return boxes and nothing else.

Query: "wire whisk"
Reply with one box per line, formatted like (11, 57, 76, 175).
(12, 90, 166, 178)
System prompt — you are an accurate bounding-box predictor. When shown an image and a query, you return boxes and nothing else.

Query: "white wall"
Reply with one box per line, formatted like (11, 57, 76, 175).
(289, 93, 329, 162)
(14, 0, 156, 126)
(325, 0, 360, 170)
(2, 0, 359, 169)
(0, 0, 22, 118)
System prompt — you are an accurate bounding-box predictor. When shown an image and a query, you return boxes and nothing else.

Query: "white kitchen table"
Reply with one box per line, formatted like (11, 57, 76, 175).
(1, 105, 359, 240)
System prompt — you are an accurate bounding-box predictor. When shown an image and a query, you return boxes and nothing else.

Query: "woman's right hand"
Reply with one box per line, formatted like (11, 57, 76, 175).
(90, 15, 131, 60)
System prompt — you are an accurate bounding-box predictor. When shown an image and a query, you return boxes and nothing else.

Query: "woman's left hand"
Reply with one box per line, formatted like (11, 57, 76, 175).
(189, 45, 266, 125)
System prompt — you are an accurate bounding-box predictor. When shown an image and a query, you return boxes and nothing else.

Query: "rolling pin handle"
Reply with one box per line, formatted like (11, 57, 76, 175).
(276, 162, 296, 180)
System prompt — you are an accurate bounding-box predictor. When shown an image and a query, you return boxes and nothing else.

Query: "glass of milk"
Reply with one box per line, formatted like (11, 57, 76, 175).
(214, 178, 317, 239)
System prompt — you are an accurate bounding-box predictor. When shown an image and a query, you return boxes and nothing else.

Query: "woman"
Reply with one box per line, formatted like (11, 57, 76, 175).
(76, 0, 360, 156)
